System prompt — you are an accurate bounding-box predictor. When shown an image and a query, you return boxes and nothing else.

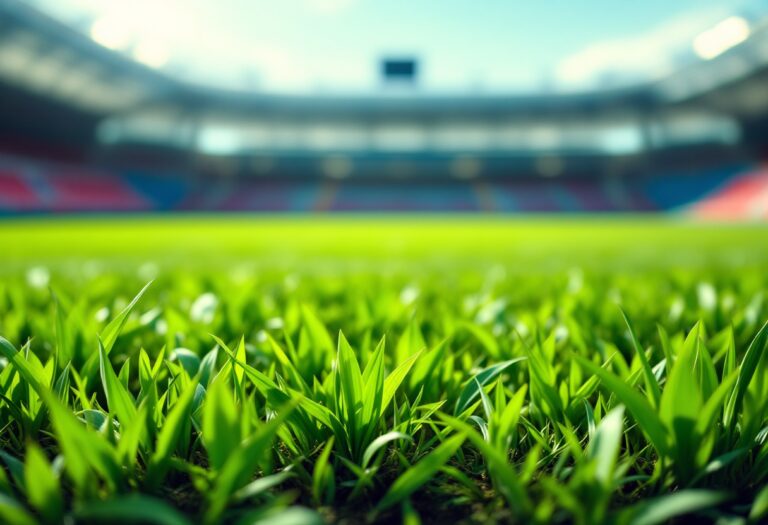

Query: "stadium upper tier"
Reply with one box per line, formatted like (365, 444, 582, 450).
(1, 1, 768, 161)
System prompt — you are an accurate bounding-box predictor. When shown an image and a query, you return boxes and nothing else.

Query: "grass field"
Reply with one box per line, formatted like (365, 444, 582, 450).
(0, 217, 767, 524)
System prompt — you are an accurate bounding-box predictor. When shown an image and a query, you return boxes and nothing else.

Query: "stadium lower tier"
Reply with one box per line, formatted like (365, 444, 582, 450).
(0, 155, 766, 218)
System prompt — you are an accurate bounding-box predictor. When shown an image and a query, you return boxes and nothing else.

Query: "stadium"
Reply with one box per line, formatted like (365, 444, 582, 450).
(0, 1, 767, 524)
(1, 1, 768, 216)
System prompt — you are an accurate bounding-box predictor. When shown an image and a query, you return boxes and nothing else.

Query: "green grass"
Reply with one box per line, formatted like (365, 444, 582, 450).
(0, 216, 767, 524)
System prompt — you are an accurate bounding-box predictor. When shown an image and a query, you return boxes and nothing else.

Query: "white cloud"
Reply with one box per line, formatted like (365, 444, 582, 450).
(693, 16, 750, 59)
(555, 7, 730, 88)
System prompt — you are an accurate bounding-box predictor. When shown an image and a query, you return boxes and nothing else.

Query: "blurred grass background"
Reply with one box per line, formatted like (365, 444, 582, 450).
(2, 217, 767, 269)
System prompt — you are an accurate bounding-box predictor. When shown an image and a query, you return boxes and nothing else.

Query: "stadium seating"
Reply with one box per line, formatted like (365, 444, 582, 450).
(690, 166, 768, 220)
(0, 153, 761, 217)
(203, 181, 322, 212)
(45, 172, 149, 212)
(642, 166, 747, 210)
(0, 169, 40, 211)
(329, 183, 479, 212)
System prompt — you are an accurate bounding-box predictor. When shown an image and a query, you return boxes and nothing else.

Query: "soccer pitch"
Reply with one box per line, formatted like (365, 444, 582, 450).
(0, 216, 766, 524)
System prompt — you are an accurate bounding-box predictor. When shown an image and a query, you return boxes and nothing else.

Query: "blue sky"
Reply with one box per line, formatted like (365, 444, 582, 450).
(27, 0, 768, 93)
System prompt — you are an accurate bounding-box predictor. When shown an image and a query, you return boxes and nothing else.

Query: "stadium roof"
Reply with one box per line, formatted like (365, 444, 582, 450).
(1, 0, 767, 115)
(1, 0, 767, 159)
(13, 0, 768, 95)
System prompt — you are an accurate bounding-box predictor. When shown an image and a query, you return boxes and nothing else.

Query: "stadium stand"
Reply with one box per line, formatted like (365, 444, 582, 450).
(327, 182, 479, 212)
(691, 166, 768, 220)
(0, 168, 40, 211)
(0, 153, 758, 214)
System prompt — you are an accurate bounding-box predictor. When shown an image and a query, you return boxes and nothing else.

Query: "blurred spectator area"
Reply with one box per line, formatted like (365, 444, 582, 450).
(2, 153, 766, 217)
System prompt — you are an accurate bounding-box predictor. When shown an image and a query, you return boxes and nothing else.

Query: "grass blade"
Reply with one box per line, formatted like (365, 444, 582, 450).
(573, 355, 668, 456)
(377, 432, 465, 512)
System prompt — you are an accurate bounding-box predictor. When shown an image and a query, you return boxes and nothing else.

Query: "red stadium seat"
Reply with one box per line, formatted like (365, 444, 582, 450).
(691, 167, 768, 220)
(45, 170, 149, 211)
(0, 169, 41, 210)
